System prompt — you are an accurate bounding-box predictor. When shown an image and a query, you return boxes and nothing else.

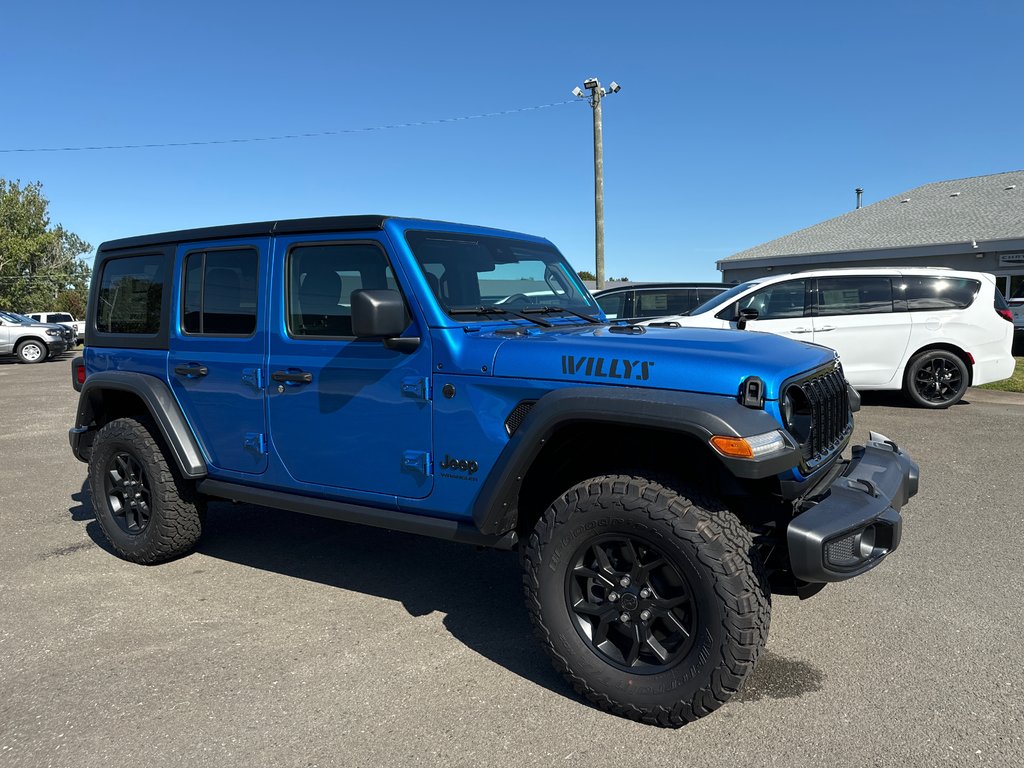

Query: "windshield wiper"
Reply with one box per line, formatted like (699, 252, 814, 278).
(449, 306, 552, 328)
(521, 306, 603, 324)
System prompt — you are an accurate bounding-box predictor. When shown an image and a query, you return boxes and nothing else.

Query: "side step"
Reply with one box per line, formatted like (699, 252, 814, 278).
(196, 479, 518, 550)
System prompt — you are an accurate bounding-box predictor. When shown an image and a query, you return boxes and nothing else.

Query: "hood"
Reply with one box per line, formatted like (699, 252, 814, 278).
(489, 324, 836, 400)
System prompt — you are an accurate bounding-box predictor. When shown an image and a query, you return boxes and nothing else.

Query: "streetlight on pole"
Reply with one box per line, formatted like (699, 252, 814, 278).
(573, 77, 621, 290)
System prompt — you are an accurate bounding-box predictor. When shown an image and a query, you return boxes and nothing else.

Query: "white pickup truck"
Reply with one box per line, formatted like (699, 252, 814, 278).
(27, 311, 85, 344)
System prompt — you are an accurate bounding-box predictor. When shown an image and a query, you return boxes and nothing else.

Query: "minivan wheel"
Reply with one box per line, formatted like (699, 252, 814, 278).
(16, 339, 46, 364)
(88, 416, 205, 563)
(522, 475, 770, 727)
(904, 350, 969, 408)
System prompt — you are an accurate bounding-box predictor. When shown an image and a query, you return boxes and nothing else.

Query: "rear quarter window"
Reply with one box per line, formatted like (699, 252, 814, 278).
(96, 254, 165, 334)
(897, 277, 980, 311)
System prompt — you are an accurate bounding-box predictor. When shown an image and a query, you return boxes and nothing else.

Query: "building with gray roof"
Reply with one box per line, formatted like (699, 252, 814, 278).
(718, 170, 1024, 299)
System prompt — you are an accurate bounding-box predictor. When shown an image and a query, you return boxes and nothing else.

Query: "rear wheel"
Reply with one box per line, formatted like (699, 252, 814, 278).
(904, 350, 969, 408)
(16, 339, 46, 364)
(522, 475, 770, 727)
(88, 417, 205, 563)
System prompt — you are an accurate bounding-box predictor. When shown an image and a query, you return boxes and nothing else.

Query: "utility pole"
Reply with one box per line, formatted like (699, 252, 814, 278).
(573, 77, 620, 290)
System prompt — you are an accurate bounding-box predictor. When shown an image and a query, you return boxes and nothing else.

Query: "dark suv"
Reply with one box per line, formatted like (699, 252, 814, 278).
(69, 216, 918, 727)
(593, 282, 729, 322)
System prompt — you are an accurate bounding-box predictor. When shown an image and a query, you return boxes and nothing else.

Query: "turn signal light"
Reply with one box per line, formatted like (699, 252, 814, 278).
(710, 431, 787, 459)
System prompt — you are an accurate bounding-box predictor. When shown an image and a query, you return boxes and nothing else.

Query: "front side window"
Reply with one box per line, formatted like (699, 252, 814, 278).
(717, 280, 807, 321)
(816, 277, 893, 316)
(897, 276, 980, 311)
(96, 254, 164, 334)
(405, 231, 595, 317)
(596, 291, 628, 320)
(182, 248, 258, 335)
(287, 242, 401, 338)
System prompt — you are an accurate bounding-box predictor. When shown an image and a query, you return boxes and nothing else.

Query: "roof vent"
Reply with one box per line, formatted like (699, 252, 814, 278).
(1007, 185, 1017, 190)
(950, 192, 961, 197)
(900, 198, 911, 204)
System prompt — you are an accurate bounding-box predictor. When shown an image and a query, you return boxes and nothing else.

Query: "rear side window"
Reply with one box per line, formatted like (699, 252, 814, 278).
(897, 277, 980, 311)
(50, 313, 74, 323)
(96, 254, 165, 334)
(286, 242, 401, 339)
(634, 289, 695, 318)
(182, 248, 259, 335)
(816, 277, 893, 316)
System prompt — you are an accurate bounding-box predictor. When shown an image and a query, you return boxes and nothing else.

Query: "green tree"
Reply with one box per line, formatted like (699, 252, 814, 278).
(577, 269, 596, 281)
(0, 179, 91, 313)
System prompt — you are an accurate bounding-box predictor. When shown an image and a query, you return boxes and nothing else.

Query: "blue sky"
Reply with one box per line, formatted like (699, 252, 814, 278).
(2, 1, 1022, 281)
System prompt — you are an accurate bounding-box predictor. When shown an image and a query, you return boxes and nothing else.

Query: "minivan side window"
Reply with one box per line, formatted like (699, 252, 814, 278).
(96, 254, 165, 334)
(182, 248, 259, 335)
(816, 277, 893, 316)
(286, 242, 404, 339)
(896, 277, 980, 311)
(634, 289, 695, 318)
(717, 280, 807, 320)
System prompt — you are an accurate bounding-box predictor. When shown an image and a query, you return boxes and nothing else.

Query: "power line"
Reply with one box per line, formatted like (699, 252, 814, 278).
(0, 100, 584, 154)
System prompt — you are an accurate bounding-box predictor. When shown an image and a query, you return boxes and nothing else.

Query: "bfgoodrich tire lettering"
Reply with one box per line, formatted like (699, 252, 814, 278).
(88, 416, 205, 563)
(522, 475, 770, 727)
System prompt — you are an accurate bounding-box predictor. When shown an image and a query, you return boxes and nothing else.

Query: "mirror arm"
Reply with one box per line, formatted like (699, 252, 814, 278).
(384, 336, 421, 353)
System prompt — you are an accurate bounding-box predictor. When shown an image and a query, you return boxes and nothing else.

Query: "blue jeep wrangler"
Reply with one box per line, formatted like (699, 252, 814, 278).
(69, 216, 918, 727)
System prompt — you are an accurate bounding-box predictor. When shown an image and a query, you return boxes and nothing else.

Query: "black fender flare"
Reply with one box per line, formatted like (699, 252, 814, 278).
(472, 386, 800, 534)
(71, 371, 207, 479)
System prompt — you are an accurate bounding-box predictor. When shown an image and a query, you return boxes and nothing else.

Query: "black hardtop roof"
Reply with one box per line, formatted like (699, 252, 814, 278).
(98, 215, 392, 252)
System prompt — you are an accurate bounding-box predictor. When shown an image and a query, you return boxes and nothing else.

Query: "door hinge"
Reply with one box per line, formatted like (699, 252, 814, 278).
(401, 376, 431, 401)
(244, 432, 267, 455)
(402, 450, 432, 477)
(241, 367, 264, 390)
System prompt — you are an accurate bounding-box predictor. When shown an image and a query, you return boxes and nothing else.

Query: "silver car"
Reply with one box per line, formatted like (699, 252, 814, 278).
(0, 310, 70, 363)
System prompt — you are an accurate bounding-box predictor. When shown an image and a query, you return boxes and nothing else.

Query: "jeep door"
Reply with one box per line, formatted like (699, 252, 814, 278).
(168, 240, 270, 474)
(810, 275, 910, 387)
(266, 234, 433, 499)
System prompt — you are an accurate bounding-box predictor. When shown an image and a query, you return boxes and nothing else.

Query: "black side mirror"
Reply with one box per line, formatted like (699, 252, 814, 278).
(351, 289, 419, 351)
(736, 308, 759, 330)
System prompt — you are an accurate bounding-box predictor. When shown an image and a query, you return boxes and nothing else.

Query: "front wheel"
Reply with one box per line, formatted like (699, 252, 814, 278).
(16, 339, 47, 364)
(522, 475, 770, 727)
(903, 350, 969, 408)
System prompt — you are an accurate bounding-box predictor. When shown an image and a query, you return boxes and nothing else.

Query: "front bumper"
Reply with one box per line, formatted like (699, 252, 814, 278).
(787, 431, 918, 583)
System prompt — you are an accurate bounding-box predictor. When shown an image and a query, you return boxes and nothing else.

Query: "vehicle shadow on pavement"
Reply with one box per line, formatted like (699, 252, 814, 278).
(69, 481, 827, 708)
(858, 391, 972, 409)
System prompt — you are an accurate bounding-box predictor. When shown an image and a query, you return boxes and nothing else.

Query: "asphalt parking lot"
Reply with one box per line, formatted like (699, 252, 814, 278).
(2, 354, 1023, 767)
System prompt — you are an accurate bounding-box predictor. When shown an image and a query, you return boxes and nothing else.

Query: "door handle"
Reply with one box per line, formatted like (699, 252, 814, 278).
(790, 327, 812, 334)
(817, 325, 836, 332)
(271, 370, 313, 384)
(174, 364, 209, 377)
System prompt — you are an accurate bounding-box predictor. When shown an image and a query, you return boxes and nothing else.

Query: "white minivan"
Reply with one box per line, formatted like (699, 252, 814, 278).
(642, 267, 1015, 408)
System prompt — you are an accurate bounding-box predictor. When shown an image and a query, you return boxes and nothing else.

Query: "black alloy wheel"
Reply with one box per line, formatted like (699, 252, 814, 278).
(103, 451, 152, 534)
(567, 535, 697, 673)
(906, 350, 969, 408)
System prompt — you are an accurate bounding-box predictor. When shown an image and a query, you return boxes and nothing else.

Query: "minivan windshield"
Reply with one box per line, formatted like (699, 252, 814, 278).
(689, 281, 759, 315)
(405, 231, 598, 321)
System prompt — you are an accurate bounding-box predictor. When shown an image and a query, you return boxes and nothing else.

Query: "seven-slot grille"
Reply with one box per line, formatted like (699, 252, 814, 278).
(794, 365, 852, 469)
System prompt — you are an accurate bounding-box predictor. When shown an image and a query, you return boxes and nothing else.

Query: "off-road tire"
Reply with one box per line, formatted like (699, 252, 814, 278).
(522, 475, 770, 727)
(16, 339, 47, 364)
(903, 349, 969, 408)
(88, 416, 205, 564)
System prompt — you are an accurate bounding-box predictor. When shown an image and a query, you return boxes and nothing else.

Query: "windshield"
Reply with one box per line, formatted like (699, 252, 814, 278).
(689, 280, 759, 315)
(405, 231, 597, 319)
(0, 311, 35, 324)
